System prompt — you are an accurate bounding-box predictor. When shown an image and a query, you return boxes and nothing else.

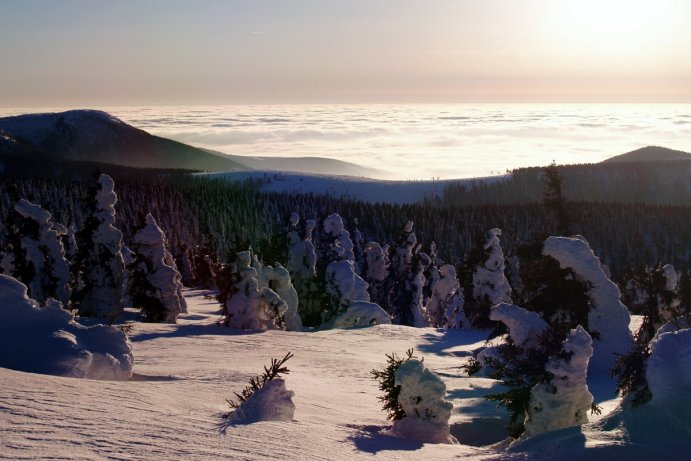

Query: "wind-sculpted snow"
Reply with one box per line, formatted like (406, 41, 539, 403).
(489, 303, 549, 348)
(0, 275, 133, 380)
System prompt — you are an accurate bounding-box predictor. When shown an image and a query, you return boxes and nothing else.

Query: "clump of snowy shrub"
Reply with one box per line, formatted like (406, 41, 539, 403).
(371, 350, 456, 444)
(225, 352, 295, 424)
(0, 274, 133, 380)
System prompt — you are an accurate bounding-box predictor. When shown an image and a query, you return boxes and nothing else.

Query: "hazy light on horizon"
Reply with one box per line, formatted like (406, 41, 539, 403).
(1, 0, 690, 106)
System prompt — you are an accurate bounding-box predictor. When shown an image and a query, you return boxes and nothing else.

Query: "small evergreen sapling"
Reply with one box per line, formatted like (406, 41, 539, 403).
(371, 349, 415, 421)
(225, 352, 296, 424)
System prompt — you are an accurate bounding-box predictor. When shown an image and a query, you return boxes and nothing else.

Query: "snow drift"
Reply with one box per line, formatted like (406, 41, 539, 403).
(0, 275, 133, 380)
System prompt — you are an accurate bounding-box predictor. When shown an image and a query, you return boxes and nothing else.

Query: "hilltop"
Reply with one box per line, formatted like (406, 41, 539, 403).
(602, 145, 691, 163)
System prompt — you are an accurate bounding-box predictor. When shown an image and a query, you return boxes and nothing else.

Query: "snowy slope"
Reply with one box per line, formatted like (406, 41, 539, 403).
(1, 291, 687, 460)
(206, 171, 505, 205)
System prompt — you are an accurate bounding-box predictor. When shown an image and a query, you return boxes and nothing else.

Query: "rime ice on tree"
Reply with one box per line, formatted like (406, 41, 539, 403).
(426, 264, 466, 328)
(322, 213, 355, 262)
(76, 174, 125, 320)
(286, 213, 319, 324)
(130, 213, 185, 323)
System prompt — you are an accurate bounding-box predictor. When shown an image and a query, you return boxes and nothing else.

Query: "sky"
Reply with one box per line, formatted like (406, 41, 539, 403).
(1, 0, 690, 106)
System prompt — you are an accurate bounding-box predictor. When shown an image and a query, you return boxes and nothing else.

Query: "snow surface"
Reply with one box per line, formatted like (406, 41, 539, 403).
(1, 290, 688, 460)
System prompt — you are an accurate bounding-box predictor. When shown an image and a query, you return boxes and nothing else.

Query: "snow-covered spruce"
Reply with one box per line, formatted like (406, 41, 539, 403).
(472, 228, 512, 306)
(0, 275, 133, 380)
(363, 241, 390, 308)
(393, 359, 457, 444)
(75, 174, 125, 320)
(542, 236, 633, 372)
(11, 198, 71, 305)
(523, 325, 595, 437)
(226, 353, 295, 424)
(129, 213, 185, 323)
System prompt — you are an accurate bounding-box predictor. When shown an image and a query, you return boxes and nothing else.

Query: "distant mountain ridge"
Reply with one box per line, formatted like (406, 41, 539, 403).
(602, 145, 691, 163)
(0, 110, 379, 176)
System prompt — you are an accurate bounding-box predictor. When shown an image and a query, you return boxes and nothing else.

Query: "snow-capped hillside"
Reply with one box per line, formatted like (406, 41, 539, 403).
(1, 290, 687, 460)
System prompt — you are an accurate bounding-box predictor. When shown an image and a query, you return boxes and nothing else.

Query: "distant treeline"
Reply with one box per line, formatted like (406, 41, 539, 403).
(438, 161, 691, 207)
(1, 172, 688, 283)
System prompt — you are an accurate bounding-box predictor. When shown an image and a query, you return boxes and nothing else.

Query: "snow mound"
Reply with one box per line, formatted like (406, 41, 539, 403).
(330, 301, 391, 329)
(0, 275, 133, 380)
(228, 379, 296, 424)
(392, 359, 457, 444)
(646, 327, 691, 434)
(542, 236, 632, 372)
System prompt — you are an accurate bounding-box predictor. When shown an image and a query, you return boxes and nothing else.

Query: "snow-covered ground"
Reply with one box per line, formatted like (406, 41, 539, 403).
(0, 291, 687, 460)
(206, 171, 506, 205)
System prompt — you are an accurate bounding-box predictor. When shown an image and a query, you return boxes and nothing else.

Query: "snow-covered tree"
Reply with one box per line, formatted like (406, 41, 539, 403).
(363, 241, 390, 309)
(74, 174, 125, 320)
(371, 349, 456, 444)
(524, 325, 594, 437)
(257, 262, 302, 331)
(425, 264, 466, 328)
(472, 228, 512, 306)
(129, 213, 185, 323)
(322, 213, 355, 262)
(388, 221, 426, 326)
(286, 213, 321, 326)
(4, 199, 71, 305)
(542, 236, 633, 373)
(221, 251, 292, 331)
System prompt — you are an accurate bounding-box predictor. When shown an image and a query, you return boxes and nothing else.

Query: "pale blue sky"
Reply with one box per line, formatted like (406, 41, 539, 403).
(1, 0, 690, 106)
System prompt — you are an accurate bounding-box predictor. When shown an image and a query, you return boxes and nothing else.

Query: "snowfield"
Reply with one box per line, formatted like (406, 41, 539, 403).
(1, 290, 688, 460)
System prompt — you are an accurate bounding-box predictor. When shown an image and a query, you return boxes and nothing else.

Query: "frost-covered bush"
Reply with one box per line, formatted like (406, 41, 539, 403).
(5, 198, 71, 305)
(74, 174, 125, 320)
(226, 352, 295, 424)
(0, 274, 133, 380)
(129, 213, 185, 323)
(371, 350, 456, 444)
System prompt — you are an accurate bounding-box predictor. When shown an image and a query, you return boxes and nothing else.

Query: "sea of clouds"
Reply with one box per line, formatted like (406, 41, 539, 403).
(4, 104, 691, 179)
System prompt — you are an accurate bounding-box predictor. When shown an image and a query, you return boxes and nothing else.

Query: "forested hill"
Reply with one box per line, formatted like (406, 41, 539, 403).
(602, 145, 691, 163)
(440, 160, 691, 207)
